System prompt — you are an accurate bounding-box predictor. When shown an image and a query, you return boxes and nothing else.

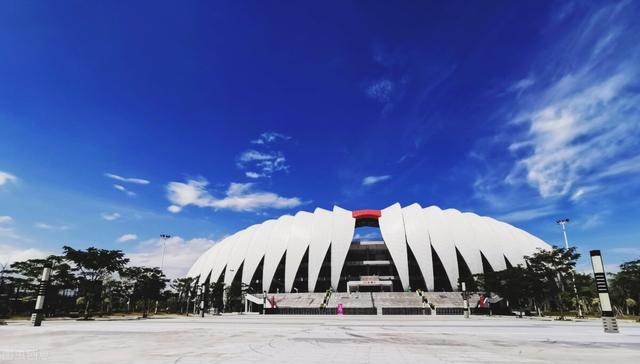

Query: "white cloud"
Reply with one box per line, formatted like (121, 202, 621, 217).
(104, 172, 150, 185)
(35, 223, 70, 231)
(508, 77, 535, 94)
(496, 206, 557, 223)
(245, 171, 263, 179)
(0, 243, 50, 266)
(366, 79, 393, 103)
(101, 212, 121, 221)
(237, 150, 289, 178)
(251, 132, 291, 144)
(570, 186, 601, 202)
(0, 216, 13, 224)
(503, 2, 640, 202)
(239, 133, 292, 178)
(166, 178, 303, 212)
(117, 233, 138, 243)
(0, 171, 17, 187)
(507, 70, 639, 198)
(127, 236, 215, 279)
(114, 184, 136, 196)
(362, 175, 391, 186)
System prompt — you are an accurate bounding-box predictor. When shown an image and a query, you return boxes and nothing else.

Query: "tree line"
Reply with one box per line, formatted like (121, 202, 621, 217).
(0, 246, 196, 319)
(1, 245, 638, 319)
(467, 246, 639, 318)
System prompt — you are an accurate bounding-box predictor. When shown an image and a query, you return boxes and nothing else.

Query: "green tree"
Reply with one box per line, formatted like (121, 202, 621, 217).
(62, 246, 129, 318)
(171, 277, 194, 314)
(525, 246, 580, 319)
(609, 259, 640, 316)
(120, 266, 167, 317)
(475, 266, 533, 317)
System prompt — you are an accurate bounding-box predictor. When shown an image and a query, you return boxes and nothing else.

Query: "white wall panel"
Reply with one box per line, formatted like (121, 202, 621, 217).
(461, 212, 507, 272)
(443, 209, 484, 275)
(224, 225, 259, 286)
(402, 203, 434, 291)
(330, 205, 355, 291)
(307, 208, 333, 292)
(378, 203, 410, 290)
(262, 215, 295, 292)
(241, 219, 277, 287)
(284, 211, 314, 293)
(422, 206, 459, 290)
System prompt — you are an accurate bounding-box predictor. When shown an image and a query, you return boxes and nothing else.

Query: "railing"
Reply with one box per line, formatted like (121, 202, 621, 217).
(382, 307, 431, 315)
(435, 307, 464, 315)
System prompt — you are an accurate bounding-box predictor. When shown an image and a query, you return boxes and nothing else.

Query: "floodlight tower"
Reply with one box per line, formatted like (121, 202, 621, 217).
(556, 218, 583, 318)
(155, 234, 172, 314)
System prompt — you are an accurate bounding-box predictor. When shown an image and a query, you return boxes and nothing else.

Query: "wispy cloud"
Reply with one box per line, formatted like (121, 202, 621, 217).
(116, 233, 137, 243)
(166, 178, 303, 213)
(101, 212, 121, 221)
(35, 223, 70, 231)
(104, 172, 150, 185)
(0, 216, 13, 224)
(251, 131, 291, 145)
(0, 171, 17, 187)
(508, 77, 535, 95)
(114, 184, 136, 196)
(496, 206, 557, 223)
(366, 79, 394, 103)
(475, 1, 640, 209)
(362, 175, 391, 186)
(237, 133, 291, 178)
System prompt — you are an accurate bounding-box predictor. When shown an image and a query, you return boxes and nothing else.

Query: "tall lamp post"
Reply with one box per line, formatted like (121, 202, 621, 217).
(155, 234, 171, 314)
(556, 219, 583, 318)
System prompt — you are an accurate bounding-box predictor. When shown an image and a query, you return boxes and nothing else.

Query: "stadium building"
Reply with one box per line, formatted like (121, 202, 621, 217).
(187, 203, 551, 295)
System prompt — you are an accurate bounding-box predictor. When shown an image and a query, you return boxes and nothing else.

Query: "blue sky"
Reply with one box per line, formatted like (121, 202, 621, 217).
(1, 1, 639, 277)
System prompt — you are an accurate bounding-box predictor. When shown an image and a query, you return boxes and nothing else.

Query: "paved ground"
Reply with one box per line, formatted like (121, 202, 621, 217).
(1, 315, 639, 363)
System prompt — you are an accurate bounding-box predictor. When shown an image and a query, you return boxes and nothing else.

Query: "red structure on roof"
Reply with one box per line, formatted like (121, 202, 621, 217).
(352, 209, 382, 220)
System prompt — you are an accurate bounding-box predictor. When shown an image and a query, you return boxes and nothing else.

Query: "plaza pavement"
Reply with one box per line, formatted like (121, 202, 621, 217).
(1, 315, 639, 363)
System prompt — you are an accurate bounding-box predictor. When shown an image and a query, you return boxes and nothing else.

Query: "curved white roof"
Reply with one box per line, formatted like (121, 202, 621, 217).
(187, 203, 551, 292)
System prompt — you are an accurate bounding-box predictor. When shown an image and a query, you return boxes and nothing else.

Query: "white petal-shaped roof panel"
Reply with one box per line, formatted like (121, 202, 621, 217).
(307, 208, 333, 292)
(379, 203, 410, 290)
(187, 203, 550, 293)
(402, 203, 434, 291)
(443, 208, 484, 275)
(461, 212, 507, 272)
(423, 205, 459, 290)
(192, 242, 222, 282)
(330, 205, 355, 291)
(262, 215, 294, 292)
(241, 219, 277, 287)
(482, 217, 526, 267)
(224, 225, 259, 286)
(284, 211, 314, 293)
(208, 234, 237, 283)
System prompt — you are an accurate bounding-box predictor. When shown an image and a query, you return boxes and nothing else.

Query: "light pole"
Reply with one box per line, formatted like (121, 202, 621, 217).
(155, 234, 171, 314)
(556, 219, 583, 318)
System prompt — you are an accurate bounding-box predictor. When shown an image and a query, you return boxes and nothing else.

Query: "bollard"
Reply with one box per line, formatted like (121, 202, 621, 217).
(462, 282, 470, 318)
(590, 250, 619, 333)
(31, 263, 52, 327)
